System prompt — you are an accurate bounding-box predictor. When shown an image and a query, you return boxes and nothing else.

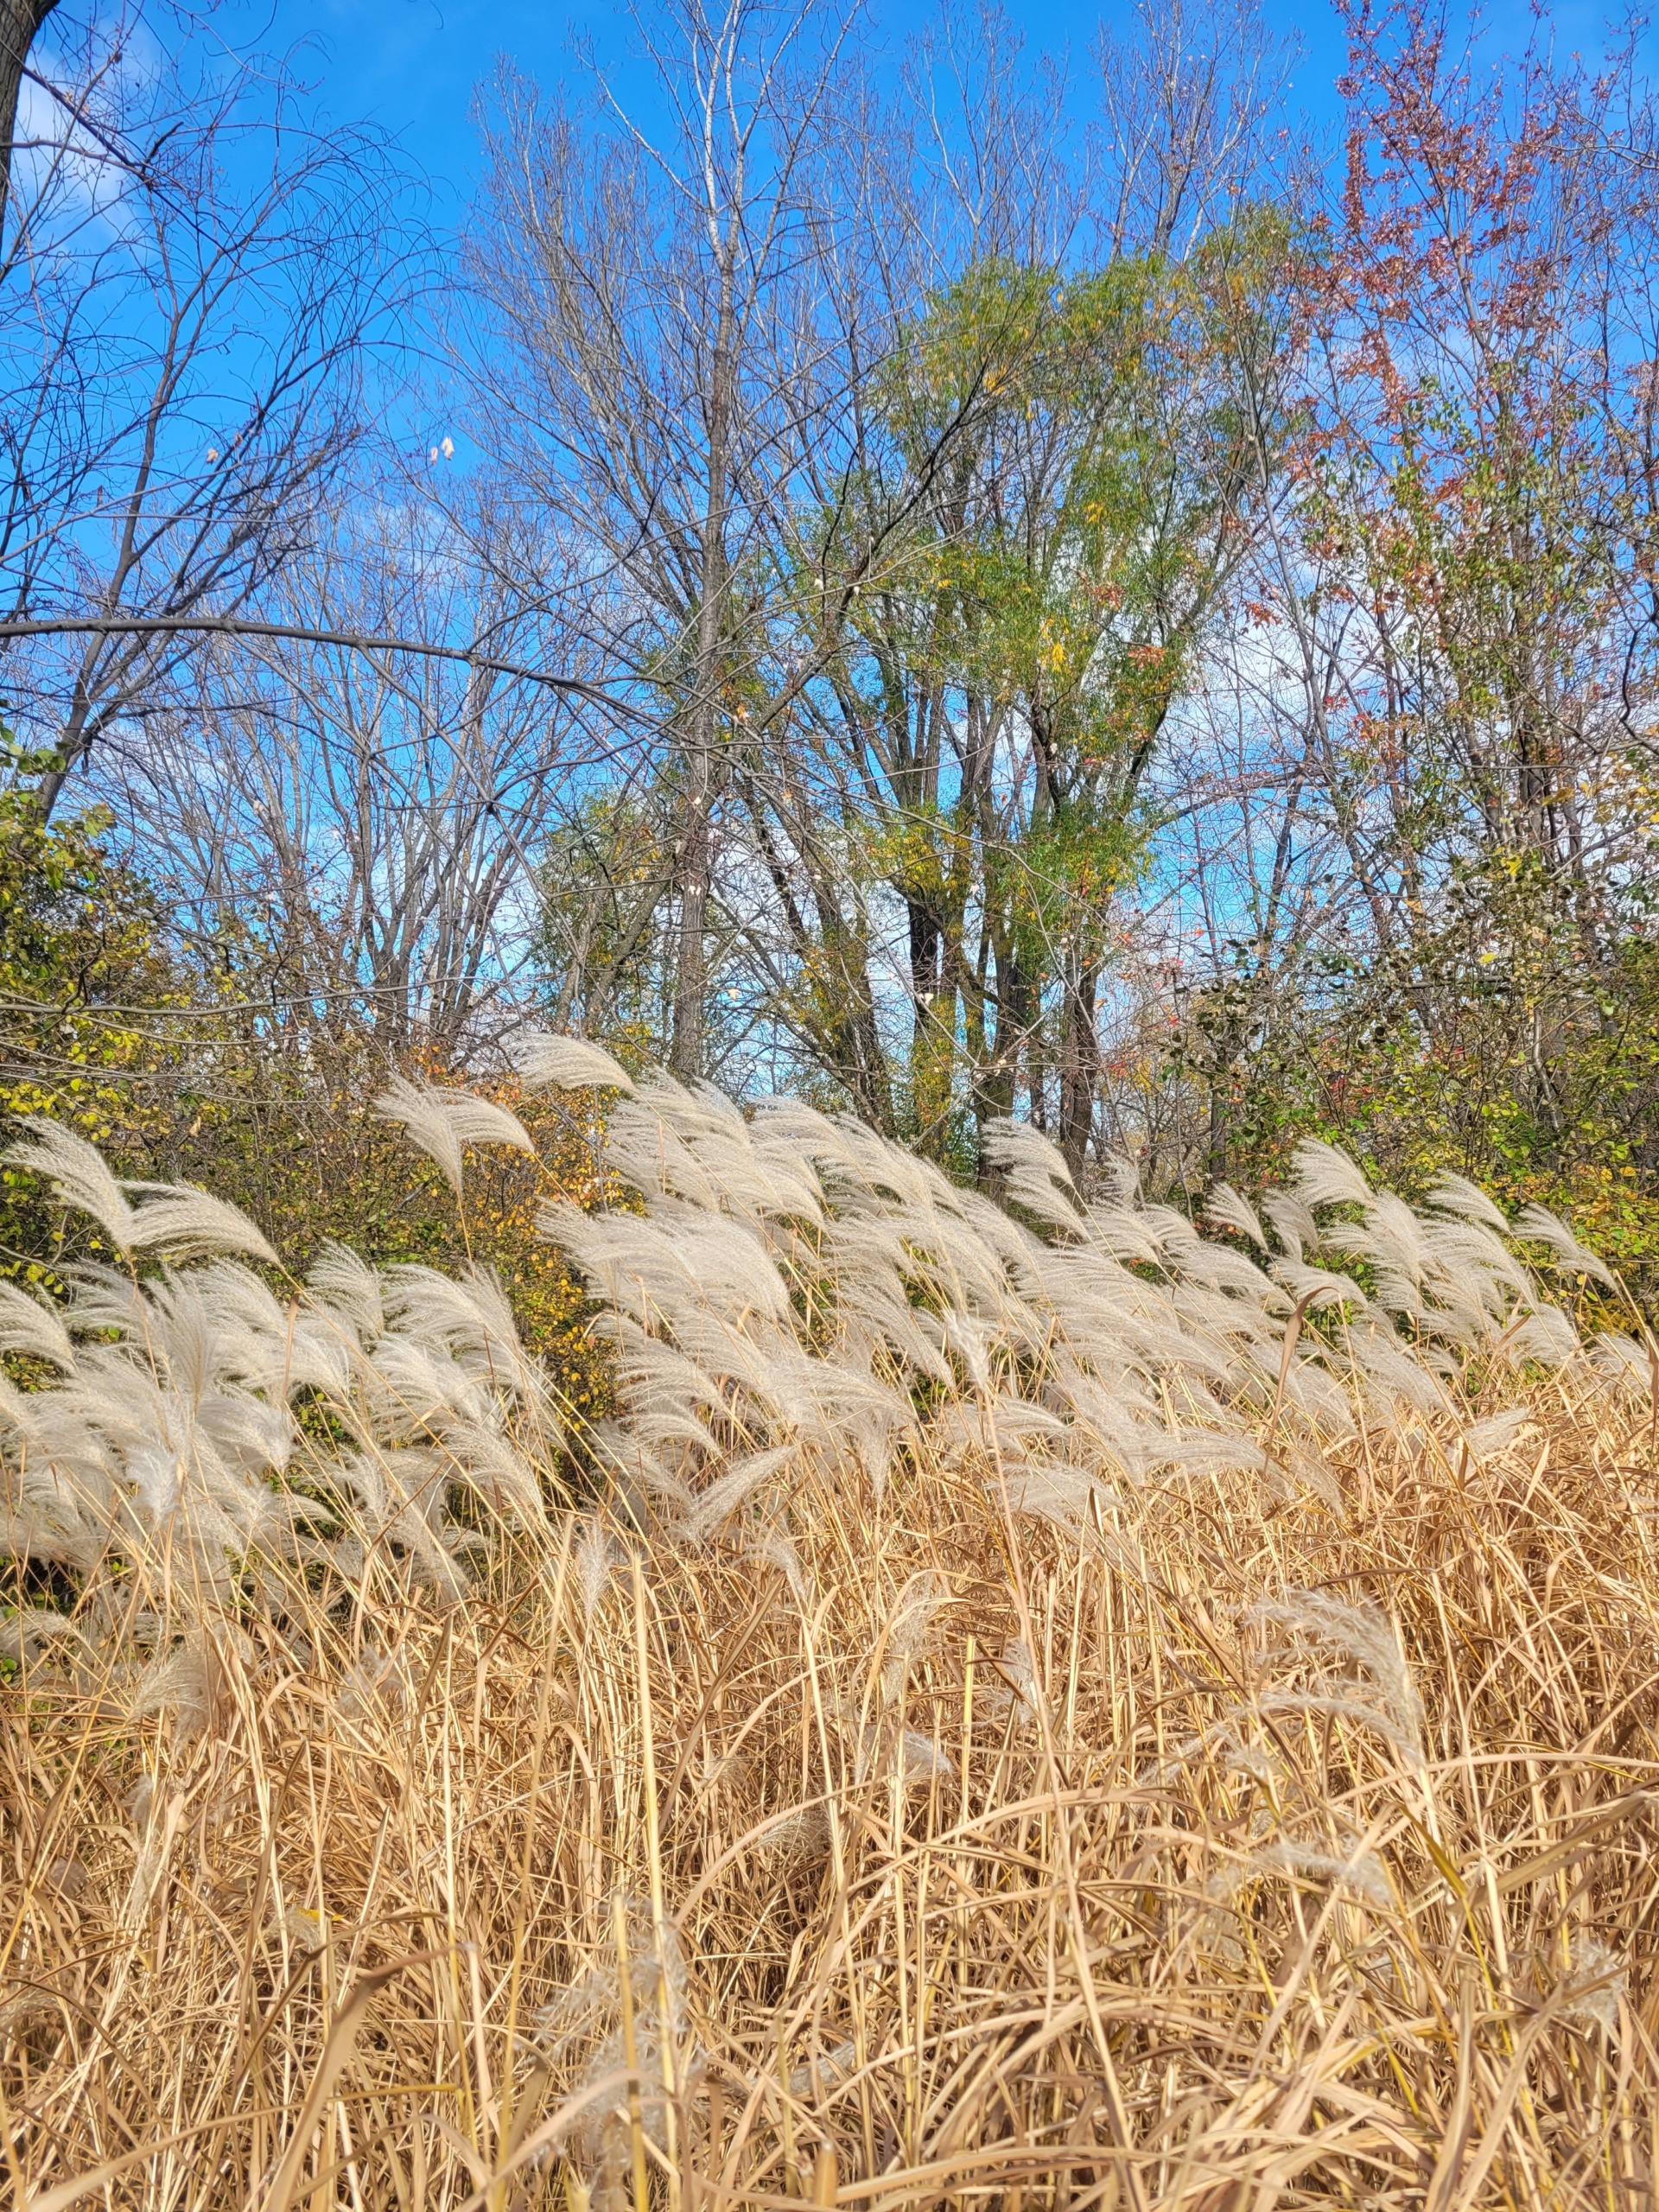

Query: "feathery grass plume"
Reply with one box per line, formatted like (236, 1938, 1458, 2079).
(1262, 1188, 1320, 1262)
(1249, 1587, 1425, 1762)
(606, 1077, 830, 1229)
(789, 2039, 859, 2097)
(1593, 1329, 1655, 1384)
(541, 1201, 791, 1331)
(130, 1637, 226, 1738)
(372, 1072, 535, 1196)
(1499, 1302, 1582, 1368)
(0, 1607, 95, 1665)
(879, 1568, 950, 1705)
(1511, 1201, 1619, 1289)
(1426, 1170, 1513, 1236)
(998, 1460, 1128, 1539)
(1240, 1833, 1393, 1910)
(5, 1116, 141, 1248)
(742, 1520, 809, 1601)
(1290, 1138, 1375, 1211)
(1081, 1197, 1165, 1267)
(306, 1239, 386, 1344)
(1461, 1408, 1540, 1461)
(6, 1120, 278, 1262)
(123, 1786, 185, 1933)
(382, 1262, 550, 1413)
(515, 1030, 637, 1094)
(1272, 1259, 1368, 1314)
(1206, 1181, 1269, 1249)
(121, 1184, 279, 1264)
(899, 1728, 954, 1780)
(1163, 1217, 1283, 1302)
(679, 1443, 798, 1541)
(1346, 1319, 1455, 1419)
(328, 1448, 483, 1598)
(0, 1280, 75, 1369)
(979, 1633, 1040, 1729)
(1321, 1189, 1428, 1313)
(432, 1419, 551, 1529)
(979, 1116, 1085, 1233)
(335, 1644, 409, 1724)
(537, 1891, 693, 2182)
(1155, 1431, 1272, 1478)
(1557, 1936, 1625, 2033)
(575, 1512, 624, 1617)
(753, 1802, 831, 1859)
(0, 1457, 104, 1574)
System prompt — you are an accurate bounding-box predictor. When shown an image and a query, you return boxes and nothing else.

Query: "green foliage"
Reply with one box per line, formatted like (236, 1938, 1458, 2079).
(0, 791, 184, 1281)
(0, 797, 613, 1414)
(784, 219, 1299, 1160)
(1179, 850, 1659, 1290)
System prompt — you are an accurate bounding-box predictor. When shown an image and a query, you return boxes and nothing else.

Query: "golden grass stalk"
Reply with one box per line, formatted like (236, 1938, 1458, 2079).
(5, 1403, 1658, 2208)
(3, 1090, 1658, 2205)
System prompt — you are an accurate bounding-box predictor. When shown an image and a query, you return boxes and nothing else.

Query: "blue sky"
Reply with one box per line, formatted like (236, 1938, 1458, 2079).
(237, 0, 1653, 475)
(257, 0, 1348, 213)
(253, 0, 1649, 223)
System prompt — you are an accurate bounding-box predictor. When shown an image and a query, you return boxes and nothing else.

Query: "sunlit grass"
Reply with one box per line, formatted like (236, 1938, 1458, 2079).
(3, 1060, 1656, 2207)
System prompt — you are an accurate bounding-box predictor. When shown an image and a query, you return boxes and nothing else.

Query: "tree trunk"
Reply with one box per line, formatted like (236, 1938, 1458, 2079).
(1058, 956, 1100, 1176)
(0, 0, 55, 247)
(670, 245, 737, 1082)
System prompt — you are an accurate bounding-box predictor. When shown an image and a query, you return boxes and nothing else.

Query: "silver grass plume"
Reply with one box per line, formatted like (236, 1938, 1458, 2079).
(515, 1031, 636, 1095)
(1290, 1140, 1375, 1211)
(0, 1608, 95, 1666)
(372, 1074, 534, 1196)
(0, 1281, 75, 1370)
(5, 1117, 138, 1247)
(880, 1569, 950, 1705)
(1557, 1937, 1625, 2034)
(1511, 1203, 1618, 1289)
(980, 1635, 1039, 1729)
(120, 1184, 279, 1264)
(1426, 1171, 1512, 1236)
(1262, 1191, 1320, 1262)
(1249, 1589, 1425, 1763)
(1461, 1408, 1540, 1462)
(537, 1892, 692, 2173)
(1206, 1182, 1269, 1250)
(1228, 1831, 1392, 1911)
(6, 1118, 276, 1262)
(576, 1515, 625, 1618)
(681, 1443, 797, 1541)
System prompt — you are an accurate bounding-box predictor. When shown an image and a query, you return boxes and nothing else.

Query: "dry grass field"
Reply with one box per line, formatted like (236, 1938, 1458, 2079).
(3, 1044, 1657, 2209)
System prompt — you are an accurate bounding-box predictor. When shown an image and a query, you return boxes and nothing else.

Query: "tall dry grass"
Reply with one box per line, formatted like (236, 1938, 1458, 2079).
(3, 1046, 1657, 2209)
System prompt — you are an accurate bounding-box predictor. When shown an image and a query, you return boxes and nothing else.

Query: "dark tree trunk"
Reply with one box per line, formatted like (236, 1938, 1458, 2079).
(0, 0, 57, 245)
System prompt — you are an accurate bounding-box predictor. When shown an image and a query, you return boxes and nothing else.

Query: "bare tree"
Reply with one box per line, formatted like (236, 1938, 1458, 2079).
(466, 0, 885, 1079)
(0, 5, 408, 816)
(96, 505, 593, 1058)
(1094, 0, 1300, 259)
(92, 491, 610, 1052)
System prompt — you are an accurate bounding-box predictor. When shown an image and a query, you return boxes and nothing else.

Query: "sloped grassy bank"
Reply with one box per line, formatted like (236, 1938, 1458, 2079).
(3, 1042, 1656, 2208)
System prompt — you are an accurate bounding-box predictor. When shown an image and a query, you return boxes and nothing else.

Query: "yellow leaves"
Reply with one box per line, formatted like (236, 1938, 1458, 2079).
(867, 808, 975, 901)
